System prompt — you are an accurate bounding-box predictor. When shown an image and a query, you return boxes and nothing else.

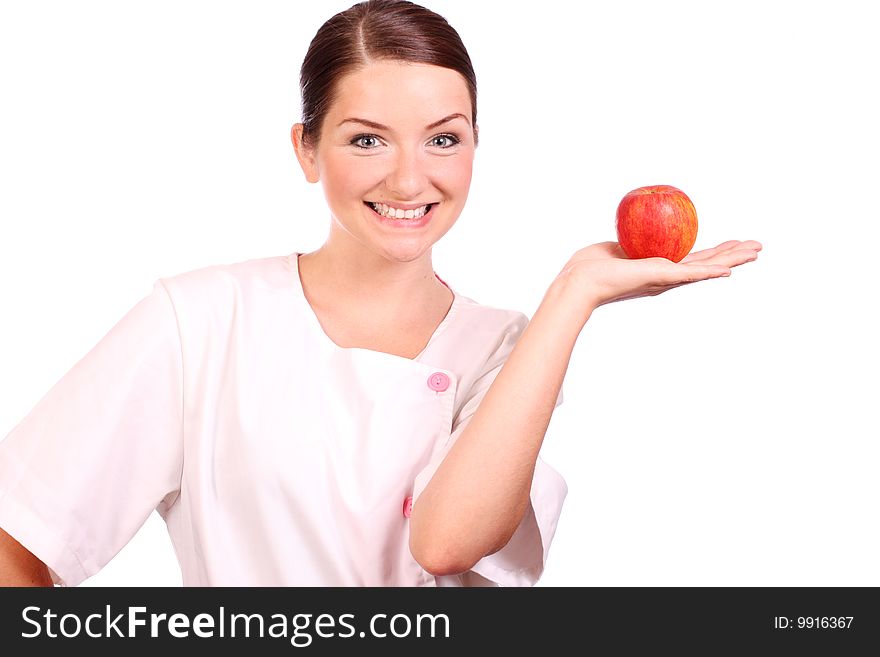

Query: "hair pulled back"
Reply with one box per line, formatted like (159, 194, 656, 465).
(299, 0, 478, 147)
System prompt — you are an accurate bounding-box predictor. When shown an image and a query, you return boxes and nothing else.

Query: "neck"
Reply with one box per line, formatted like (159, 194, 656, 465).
(298, 239, 448, 311)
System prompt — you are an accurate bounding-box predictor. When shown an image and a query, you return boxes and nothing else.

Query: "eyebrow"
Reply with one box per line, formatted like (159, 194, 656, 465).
(337, 113, 470, 131)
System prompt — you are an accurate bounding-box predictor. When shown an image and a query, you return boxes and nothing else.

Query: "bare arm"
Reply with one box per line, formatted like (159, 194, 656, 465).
(0, 526, 53, 586)
(409, 240, 761, 575)
(409, 272, 586, 575)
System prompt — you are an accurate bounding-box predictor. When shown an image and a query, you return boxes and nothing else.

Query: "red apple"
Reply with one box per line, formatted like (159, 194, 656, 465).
(616, 185, 698, 263)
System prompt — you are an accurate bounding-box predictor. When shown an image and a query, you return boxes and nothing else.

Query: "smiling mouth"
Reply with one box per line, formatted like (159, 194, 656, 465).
(365, 201, 436, 220)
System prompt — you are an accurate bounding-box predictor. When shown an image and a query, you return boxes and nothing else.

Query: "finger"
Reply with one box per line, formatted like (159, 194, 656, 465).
(660, 263, 731, 285)
(700, 247, 760, 268)
(720, 239, 763, 253)
(601, 241, 628, 259)
(682, 239, 763, 264)
(680, 241, 742, 263)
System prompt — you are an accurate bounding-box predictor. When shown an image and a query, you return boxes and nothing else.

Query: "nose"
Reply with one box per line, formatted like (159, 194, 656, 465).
(384, 145, 427, 199)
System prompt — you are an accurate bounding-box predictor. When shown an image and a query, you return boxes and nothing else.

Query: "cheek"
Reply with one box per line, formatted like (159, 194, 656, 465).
(435, 157, 473, 196)
(321, 154, 375, 200)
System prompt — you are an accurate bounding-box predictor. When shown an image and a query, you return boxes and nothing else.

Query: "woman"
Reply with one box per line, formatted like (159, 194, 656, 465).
(0, 0, 760, 587)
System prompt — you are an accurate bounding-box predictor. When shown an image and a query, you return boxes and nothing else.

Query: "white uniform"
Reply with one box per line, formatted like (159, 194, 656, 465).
(0, 253, 567, 586)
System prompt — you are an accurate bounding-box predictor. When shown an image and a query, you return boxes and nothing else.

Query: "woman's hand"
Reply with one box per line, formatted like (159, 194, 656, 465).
(560, 240, 763, 309)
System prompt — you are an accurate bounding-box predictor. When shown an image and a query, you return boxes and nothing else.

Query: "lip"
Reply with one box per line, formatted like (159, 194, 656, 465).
(364, 201, 436, 229)
(367, 200, 437, 211)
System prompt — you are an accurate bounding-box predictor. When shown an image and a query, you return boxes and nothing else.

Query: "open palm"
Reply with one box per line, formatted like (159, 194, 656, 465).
(563, 240, 763, 307)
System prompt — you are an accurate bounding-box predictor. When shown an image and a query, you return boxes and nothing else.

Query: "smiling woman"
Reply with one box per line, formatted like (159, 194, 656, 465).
(0, 0, 760, 589)
(292, 61, 475, 268)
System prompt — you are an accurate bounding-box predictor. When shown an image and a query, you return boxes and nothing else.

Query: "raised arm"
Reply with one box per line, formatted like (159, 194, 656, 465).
(0, 526, 53, 586)
(409, 240, 761, 575)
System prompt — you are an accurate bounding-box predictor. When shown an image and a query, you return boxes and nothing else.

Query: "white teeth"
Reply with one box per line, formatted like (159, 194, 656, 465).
(369, 202, 431, 219)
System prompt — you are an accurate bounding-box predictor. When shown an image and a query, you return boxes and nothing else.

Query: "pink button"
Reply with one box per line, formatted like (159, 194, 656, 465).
(402, 496, 413, 518)
(427, 372, 450, 392)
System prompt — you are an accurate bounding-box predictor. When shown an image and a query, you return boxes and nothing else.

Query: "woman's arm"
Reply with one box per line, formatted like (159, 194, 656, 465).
(0, 526, 53, 586)
(409, 240, 761, 575)
(409, 270, 588, 575)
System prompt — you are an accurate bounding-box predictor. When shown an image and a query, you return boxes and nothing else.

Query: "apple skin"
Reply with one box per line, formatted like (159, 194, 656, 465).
(616, 185, 698, 263)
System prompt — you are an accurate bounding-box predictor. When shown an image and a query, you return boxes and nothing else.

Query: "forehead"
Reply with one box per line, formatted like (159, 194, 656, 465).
(326, 61, 471, 128)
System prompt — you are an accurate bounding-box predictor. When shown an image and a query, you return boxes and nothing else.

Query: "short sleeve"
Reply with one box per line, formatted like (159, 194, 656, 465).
(411, 313, 567, 587)
(0, 280, 184, 586)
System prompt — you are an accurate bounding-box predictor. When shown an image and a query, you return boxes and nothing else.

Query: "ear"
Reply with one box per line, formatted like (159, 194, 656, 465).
(291, 123, 320, 183)
(473, 123, 480, 148)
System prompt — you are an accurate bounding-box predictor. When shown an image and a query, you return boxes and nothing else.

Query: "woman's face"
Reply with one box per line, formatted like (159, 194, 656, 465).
(293, 60, 477, 264)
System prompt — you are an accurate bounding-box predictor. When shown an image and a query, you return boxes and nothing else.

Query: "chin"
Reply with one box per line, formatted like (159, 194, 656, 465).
(375, 240, 434, 264)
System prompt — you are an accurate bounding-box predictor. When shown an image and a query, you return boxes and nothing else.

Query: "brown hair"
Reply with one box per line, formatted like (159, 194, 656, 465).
(299, 0, 478, 147)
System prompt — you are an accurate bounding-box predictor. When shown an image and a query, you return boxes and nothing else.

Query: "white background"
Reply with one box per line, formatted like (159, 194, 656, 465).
(1, 0, 877, 587)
